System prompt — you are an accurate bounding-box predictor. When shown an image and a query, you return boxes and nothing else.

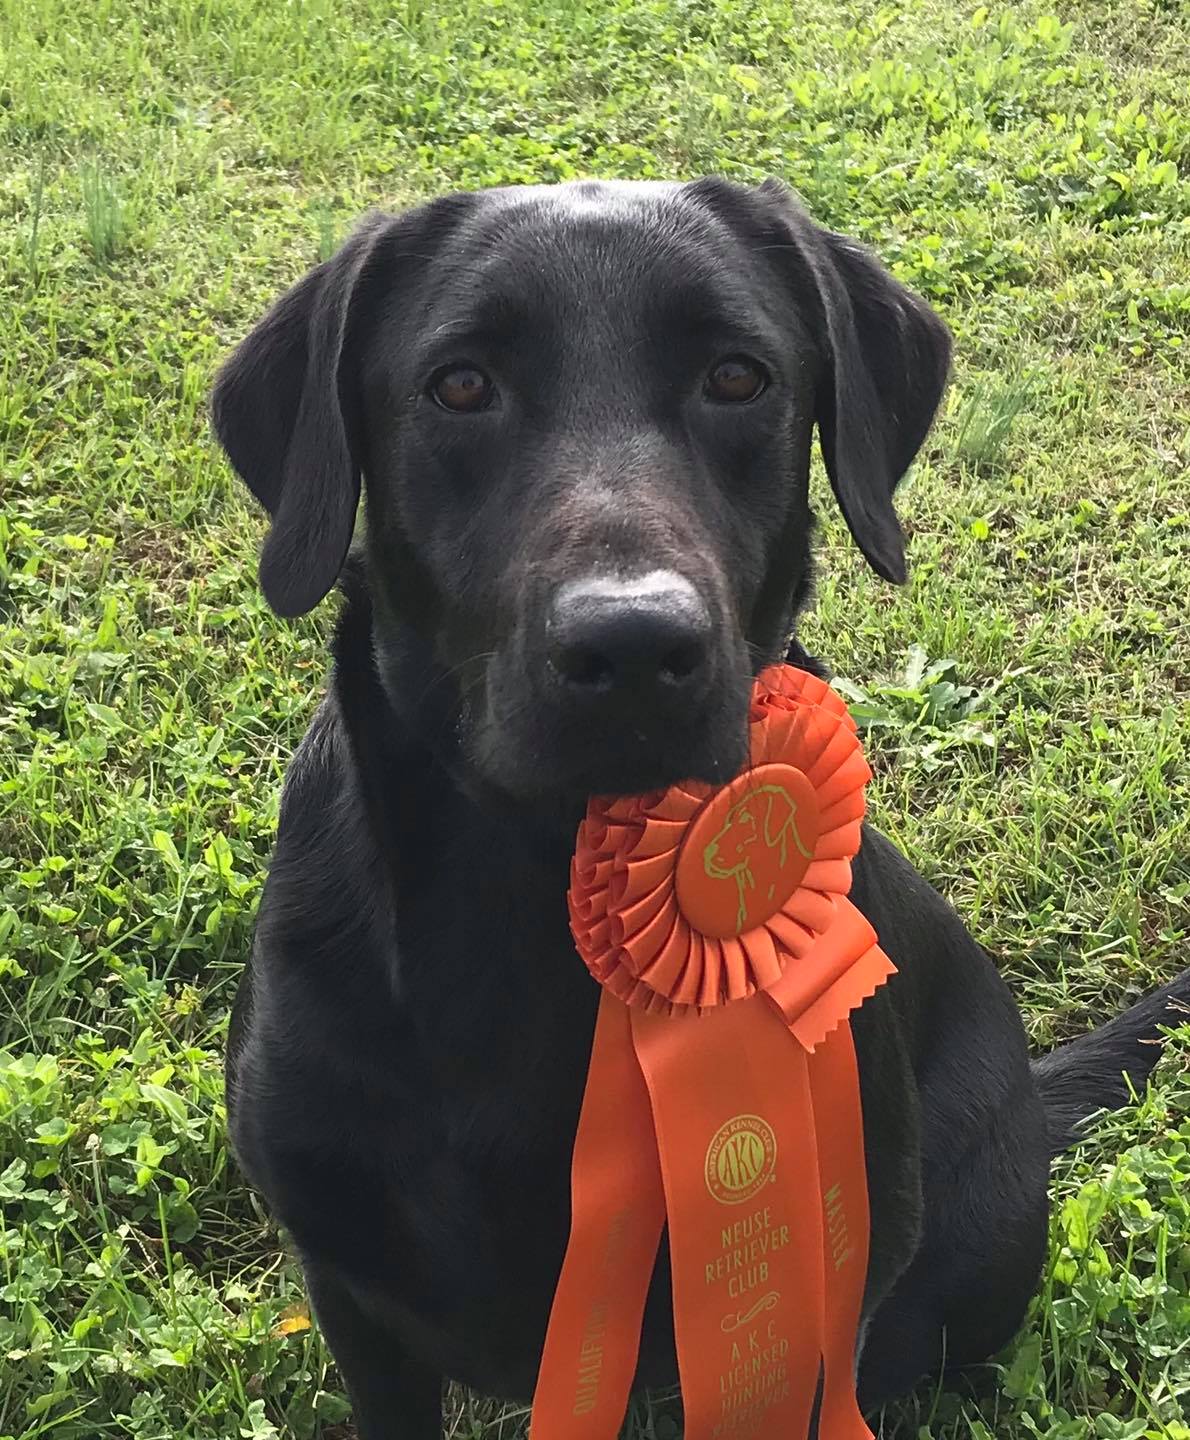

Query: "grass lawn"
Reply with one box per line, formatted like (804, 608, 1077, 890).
(2, 0, 1189, 1436)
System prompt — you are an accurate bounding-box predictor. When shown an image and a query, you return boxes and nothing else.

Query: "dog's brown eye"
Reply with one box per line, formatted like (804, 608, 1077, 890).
(430, 365, 494, 413)
(706, 356, 768, 404)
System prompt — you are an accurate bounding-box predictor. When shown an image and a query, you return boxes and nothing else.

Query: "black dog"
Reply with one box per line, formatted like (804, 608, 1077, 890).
(212, 178, 1187, 1437)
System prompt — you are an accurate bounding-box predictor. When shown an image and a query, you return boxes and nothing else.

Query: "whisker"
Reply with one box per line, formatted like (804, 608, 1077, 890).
(412, 651, 499, 712)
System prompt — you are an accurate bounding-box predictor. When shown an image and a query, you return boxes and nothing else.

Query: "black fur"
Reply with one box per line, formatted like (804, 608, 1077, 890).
(1035, 974, 1189, 1152)
(211, 179, 1189, 1438)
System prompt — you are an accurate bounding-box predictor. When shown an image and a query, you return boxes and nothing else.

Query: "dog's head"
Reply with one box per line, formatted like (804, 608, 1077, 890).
(212, 179, 949, 807)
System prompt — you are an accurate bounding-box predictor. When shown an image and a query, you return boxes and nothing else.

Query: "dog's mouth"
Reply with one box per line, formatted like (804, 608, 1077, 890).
(468, 646, 754, 808)
(478, 720, 749, 808)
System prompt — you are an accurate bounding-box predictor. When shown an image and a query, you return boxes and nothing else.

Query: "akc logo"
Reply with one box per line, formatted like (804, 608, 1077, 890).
(705, 1114, 778, 1205)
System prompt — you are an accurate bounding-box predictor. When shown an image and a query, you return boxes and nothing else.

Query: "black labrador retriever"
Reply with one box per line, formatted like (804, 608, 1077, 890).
(212, 178, 1188, 1437)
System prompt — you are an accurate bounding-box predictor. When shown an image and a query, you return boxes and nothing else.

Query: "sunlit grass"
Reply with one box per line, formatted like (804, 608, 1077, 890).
(1, 0, 1187, 1435)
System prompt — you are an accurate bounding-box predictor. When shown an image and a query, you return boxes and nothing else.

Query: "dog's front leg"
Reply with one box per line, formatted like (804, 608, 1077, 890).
(305, 1263, 443, 1439)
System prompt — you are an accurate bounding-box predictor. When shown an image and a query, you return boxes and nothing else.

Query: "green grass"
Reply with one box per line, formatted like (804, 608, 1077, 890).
(1, 0, 1188, 1435)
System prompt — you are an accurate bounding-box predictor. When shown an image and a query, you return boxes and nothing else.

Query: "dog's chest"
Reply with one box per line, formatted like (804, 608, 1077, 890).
(354, 917, 609, 1391)
(242, 740, 677, 1394)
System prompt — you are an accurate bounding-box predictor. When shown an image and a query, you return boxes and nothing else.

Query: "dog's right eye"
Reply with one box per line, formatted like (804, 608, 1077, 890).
(429, 365, 495, 414)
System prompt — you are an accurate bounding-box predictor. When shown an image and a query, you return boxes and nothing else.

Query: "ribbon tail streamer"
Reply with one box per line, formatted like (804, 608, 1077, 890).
(631, 998, 827, 1440)
(809, 1024, 875, 1439)
(769, 899, 896, 1053)
(530, 992, 666, 1439)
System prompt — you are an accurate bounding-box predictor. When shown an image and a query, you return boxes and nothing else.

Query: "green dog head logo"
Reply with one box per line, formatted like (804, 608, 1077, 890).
(702, 784, 814, 933)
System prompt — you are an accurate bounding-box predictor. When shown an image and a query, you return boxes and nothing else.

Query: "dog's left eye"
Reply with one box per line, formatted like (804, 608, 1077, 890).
(705, 356, 769, 404)
(429, 365, 495, 414)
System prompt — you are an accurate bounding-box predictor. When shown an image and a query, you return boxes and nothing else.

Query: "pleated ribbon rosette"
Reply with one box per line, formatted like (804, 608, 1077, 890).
(530, 664, 895, 1440)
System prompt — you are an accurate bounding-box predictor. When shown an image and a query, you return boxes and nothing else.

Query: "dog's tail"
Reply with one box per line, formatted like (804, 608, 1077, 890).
(1032, 969, 1190, 1154)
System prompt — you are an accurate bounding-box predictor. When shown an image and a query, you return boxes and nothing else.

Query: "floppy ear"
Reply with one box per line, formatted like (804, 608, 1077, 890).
(762, 789, 795, 850)
(758, 179, 952, 583)
(211, 213, 397, 616)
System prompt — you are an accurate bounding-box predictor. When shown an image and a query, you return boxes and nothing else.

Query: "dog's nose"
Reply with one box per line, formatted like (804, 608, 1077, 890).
(546, 573, 712, 698)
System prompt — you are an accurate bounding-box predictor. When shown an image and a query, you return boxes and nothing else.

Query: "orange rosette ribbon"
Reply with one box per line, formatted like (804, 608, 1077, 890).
(530, 664, 895, 1440)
